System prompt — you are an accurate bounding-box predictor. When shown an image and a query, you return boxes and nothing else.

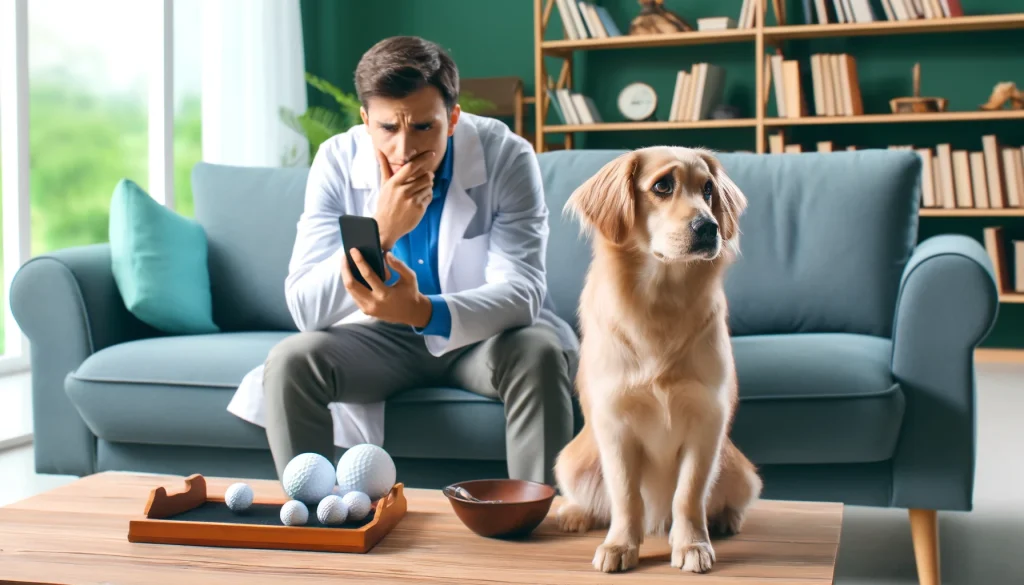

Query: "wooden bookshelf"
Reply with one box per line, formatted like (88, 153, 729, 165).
(1001, 293, 1024, 304)
(545, 118, 757, 133)
(764, 12, 1024, 40)
(533, 1, 1024, 153)
(533, 1, 1024, 322)
(765, 110, 1024, 127)
(542, 28, 756, 52)
(921, 209, 1024, 217)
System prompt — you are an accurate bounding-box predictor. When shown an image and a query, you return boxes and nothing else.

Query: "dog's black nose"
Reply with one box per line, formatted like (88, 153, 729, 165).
(691, 216, 719, 246)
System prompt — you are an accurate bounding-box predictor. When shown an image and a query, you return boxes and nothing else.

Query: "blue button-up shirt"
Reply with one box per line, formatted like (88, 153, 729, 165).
(388, 136, 454, 338)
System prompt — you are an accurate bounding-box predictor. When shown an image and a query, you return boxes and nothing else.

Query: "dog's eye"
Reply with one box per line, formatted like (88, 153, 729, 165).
(652, 176, 673, 196)
(703, 180, 714, 202)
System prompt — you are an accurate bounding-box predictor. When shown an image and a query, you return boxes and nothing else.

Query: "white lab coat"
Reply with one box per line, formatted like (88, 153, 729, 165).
(227, 113, 579, 448)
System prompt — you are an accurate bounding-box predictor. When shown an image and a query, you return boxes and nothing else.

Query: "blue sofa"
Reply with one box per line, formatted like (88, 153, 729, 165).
(11, 148, 997, 515)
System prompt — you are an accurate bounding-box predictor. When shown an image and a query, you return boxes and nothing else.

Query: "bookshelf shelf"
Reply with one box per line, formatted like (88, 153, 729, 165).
(545, 118, 758, 133)
(541, 29, 756, 53)
(765, 110, 1024, 127)
(921, 209, 1024, 217)
(763, 13, 1024, 40)
(533, 0, 1024, 349)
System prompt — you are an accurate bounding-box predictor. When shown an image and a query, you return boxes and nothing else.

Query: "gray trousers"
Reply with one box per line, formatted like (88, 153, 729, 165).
(262, 320, 575, 486)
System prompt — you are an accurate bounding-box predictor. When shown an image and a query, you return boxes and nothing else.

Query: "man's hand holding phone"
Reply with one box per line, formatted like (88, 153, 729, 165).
(373, 149, 436, 250)
(341, 248, 433, 329)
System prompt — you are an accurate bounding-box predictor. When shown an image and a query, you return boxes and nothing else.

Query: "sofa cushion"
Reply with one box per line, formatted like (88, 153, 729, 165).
(108, 178, 219, 335)
(64, 333, 509, 461)
(731, 333, 905, 465)
(191, 162, 309, 332)
(65, 332, 290, 450)
(537, 149, 921, 338)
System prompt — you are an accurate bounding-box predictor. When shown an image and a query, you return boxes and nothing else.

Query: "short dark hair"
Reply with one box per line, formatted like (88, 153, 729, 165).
(354, 36, 459, 112)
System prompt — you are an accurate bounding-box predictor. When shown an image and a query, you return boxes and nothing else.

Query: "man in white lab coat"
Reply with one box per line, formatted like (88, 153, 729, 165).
(257, 36, 578, 486)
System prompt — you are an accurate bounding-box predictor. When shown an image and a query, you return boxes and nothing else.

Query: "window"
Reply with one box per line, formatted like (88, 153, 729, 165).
(173, 0, 202, 218)
(0, 0, 188, 361)
(28, 0, 152, 256)
(2, 0, 303, 363)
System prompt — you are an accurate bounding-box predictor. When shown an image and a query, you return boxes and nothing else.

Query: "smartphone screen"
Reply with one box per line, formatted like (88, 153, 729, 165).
(338, 215, 386, 288)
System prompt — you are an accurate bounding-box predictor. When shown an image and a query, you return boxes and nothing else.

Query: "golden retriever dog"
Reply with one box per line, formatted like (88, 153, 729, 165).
(554, 146, 763, 574)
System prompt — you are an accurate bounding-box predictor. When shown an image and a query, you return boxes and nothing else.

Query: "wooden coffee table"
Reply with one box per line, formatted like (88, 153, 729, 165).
(0, 471, 842, 584)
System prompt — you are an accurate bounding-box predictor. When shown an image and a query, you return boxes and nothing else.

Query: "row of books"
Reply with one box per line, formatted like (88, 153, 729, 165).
(800, 0, 964, 24)
(767, 135, 861, 153)
(769, 134, 1024, 209)
(903, 138, 1024, 210)
(668, 64, 727, 122)
(554, 0, 622, 40)
(734, 0, 762, 29)
(769, 53, 864, 118)
(984, 227, 1024, 294)
(546, 88, 603, 125)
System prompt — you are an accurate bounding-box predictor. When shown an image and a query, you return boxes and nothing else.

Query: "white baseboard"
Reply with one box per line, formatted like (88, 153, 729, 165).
(0, 432, 31, 452)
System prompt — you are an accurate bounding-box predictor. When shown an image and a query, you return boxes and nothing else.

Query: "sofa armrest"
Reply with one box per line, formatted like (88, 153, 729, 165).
(890, 234, 999, 511)
(10, 243, 160, 476)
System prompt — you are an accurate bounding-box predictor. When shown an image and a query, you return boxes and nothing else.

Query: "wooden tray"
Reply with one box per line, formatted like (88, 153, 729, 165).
(127, 474, 407, 553)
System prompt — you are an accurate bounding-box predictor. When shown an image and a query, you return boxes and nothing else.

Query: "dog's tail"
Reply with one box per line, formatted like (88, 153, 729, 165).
(554, 424, 610, 531)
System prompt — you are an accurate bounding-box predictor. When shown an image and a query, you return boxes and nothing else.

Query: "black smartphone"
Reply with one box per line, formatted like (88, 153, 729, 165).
(338, 214, 387, 289)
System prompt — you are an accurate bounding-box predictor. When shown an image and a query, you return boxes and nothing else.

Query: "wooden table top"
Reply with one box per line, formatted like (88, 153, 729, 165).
(0, 471, 843, 584)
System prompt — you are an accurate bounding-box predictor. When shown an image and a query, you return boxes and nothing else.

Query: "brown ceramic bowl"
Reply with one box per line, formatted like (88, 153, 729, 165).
(444, 479, 556, 539)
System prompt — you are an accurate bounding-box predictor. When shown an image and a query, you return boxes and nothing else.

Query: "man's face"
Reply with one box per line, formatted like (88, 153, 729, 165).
(360, 85, 460, 176)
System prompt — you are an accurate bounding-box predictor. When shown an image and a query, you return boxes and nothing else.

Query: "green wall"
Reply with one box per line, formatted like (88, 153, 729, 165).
(299, 0, 1024, 348)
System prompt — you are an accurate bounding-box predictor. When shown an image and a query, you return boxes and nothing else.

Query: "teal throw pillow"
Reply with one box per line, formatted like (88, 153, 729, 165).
(109, 178, 219, 334)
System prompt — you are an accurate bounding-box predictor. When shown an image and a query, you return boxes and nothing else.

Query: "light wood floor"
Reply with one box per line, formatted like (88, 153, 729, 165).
(1, 364, 1022, 584)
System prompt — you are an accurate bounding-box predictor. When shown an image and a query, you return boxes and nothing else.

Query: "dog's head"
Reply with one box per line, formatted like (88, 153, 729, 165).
(565, 146, 747, 263)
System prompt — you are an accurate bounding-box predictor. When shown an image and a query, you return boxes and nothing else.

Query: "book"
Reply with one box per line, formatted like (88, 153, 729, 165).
(1015, 241, 1024, 293)
(591, 5, 623, 36)
(970, 152, 990, 209)
(545, 89, 566, 124)
(983, 226, 1011, 293)
(936, 144, 956, 208)
(697, 17, 737, 30)
(770, 54, 787, 117)
(982, 135, 1005, 208)
(917, 148, 936, 207)
(1004, 148, 1022, 207)
(952, 150, 974, 208)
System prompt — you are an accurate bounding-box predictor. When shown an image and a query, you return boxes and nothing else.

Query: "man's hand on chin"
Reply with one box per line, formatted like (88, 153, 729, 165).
(342, 249, 433, 329)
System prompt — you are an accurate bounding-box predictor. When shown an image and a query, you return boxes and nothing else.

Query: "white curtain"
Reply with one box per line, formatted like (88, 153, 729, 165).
(200, 0, 309, 167)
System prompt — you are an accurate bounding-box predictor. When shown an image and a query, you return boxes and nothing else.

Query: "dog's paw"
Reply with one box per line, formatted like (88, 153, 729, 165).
(671, 540, 716, 574)
(556, 503, 593, 533)
(593, 542, 640, 573)
(708, 507, 745, 537)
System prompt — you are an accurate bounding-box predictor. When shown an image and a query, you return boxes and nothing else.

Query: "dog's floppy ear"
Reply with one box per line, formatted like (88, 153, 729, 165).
(695, 148, 747, 241)
(564, 152, 639, 245)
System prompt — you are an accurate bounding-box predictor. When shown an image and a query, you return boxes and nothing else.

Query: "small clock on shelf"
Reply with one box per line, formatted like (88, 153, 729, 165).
(617, 82, 658, 121)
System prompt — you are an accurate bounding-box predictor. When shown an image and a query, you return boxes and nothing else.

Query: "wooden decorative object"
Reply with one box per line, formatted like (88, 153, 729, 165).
(127, 474, 408, 554)
(890, 63, 948, 114)
(980, 81, 1024, 111)
(629, 0, 693, 35)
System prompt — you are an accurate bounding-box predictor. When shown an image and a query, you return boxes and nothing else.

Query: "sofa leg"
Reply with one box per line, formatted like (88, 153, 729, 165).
(909, 509, 940, 585)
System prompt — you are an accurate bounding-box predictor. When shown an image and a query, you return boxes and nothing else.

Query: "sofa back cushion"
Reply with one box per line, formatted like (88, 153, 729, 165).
(191, 162, 308, 332)
(538, 149, 921, 338)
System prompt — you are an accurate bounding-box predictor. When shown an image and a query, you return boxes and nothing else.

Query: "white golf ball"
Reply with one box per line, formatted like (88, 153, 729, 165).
(341, 491, 372, 522)
(280, 499, 308, 526)
(224, 482, 254, 512)
(336, 444, 396, 501)
(282, 452, 337, 505)
(316, 495, 349, 525)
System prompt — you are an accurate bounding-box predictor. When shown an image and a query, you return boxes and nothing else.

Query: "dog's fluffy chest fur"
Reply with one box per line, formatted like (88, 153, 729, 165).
(578, 251, 734, 445)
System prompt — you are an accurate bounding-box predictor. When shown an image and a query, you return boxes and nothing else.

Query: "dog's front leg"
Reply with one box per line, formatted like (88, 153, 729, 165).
(670, 411, 726, 574)
(591, 423, 643, 573)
